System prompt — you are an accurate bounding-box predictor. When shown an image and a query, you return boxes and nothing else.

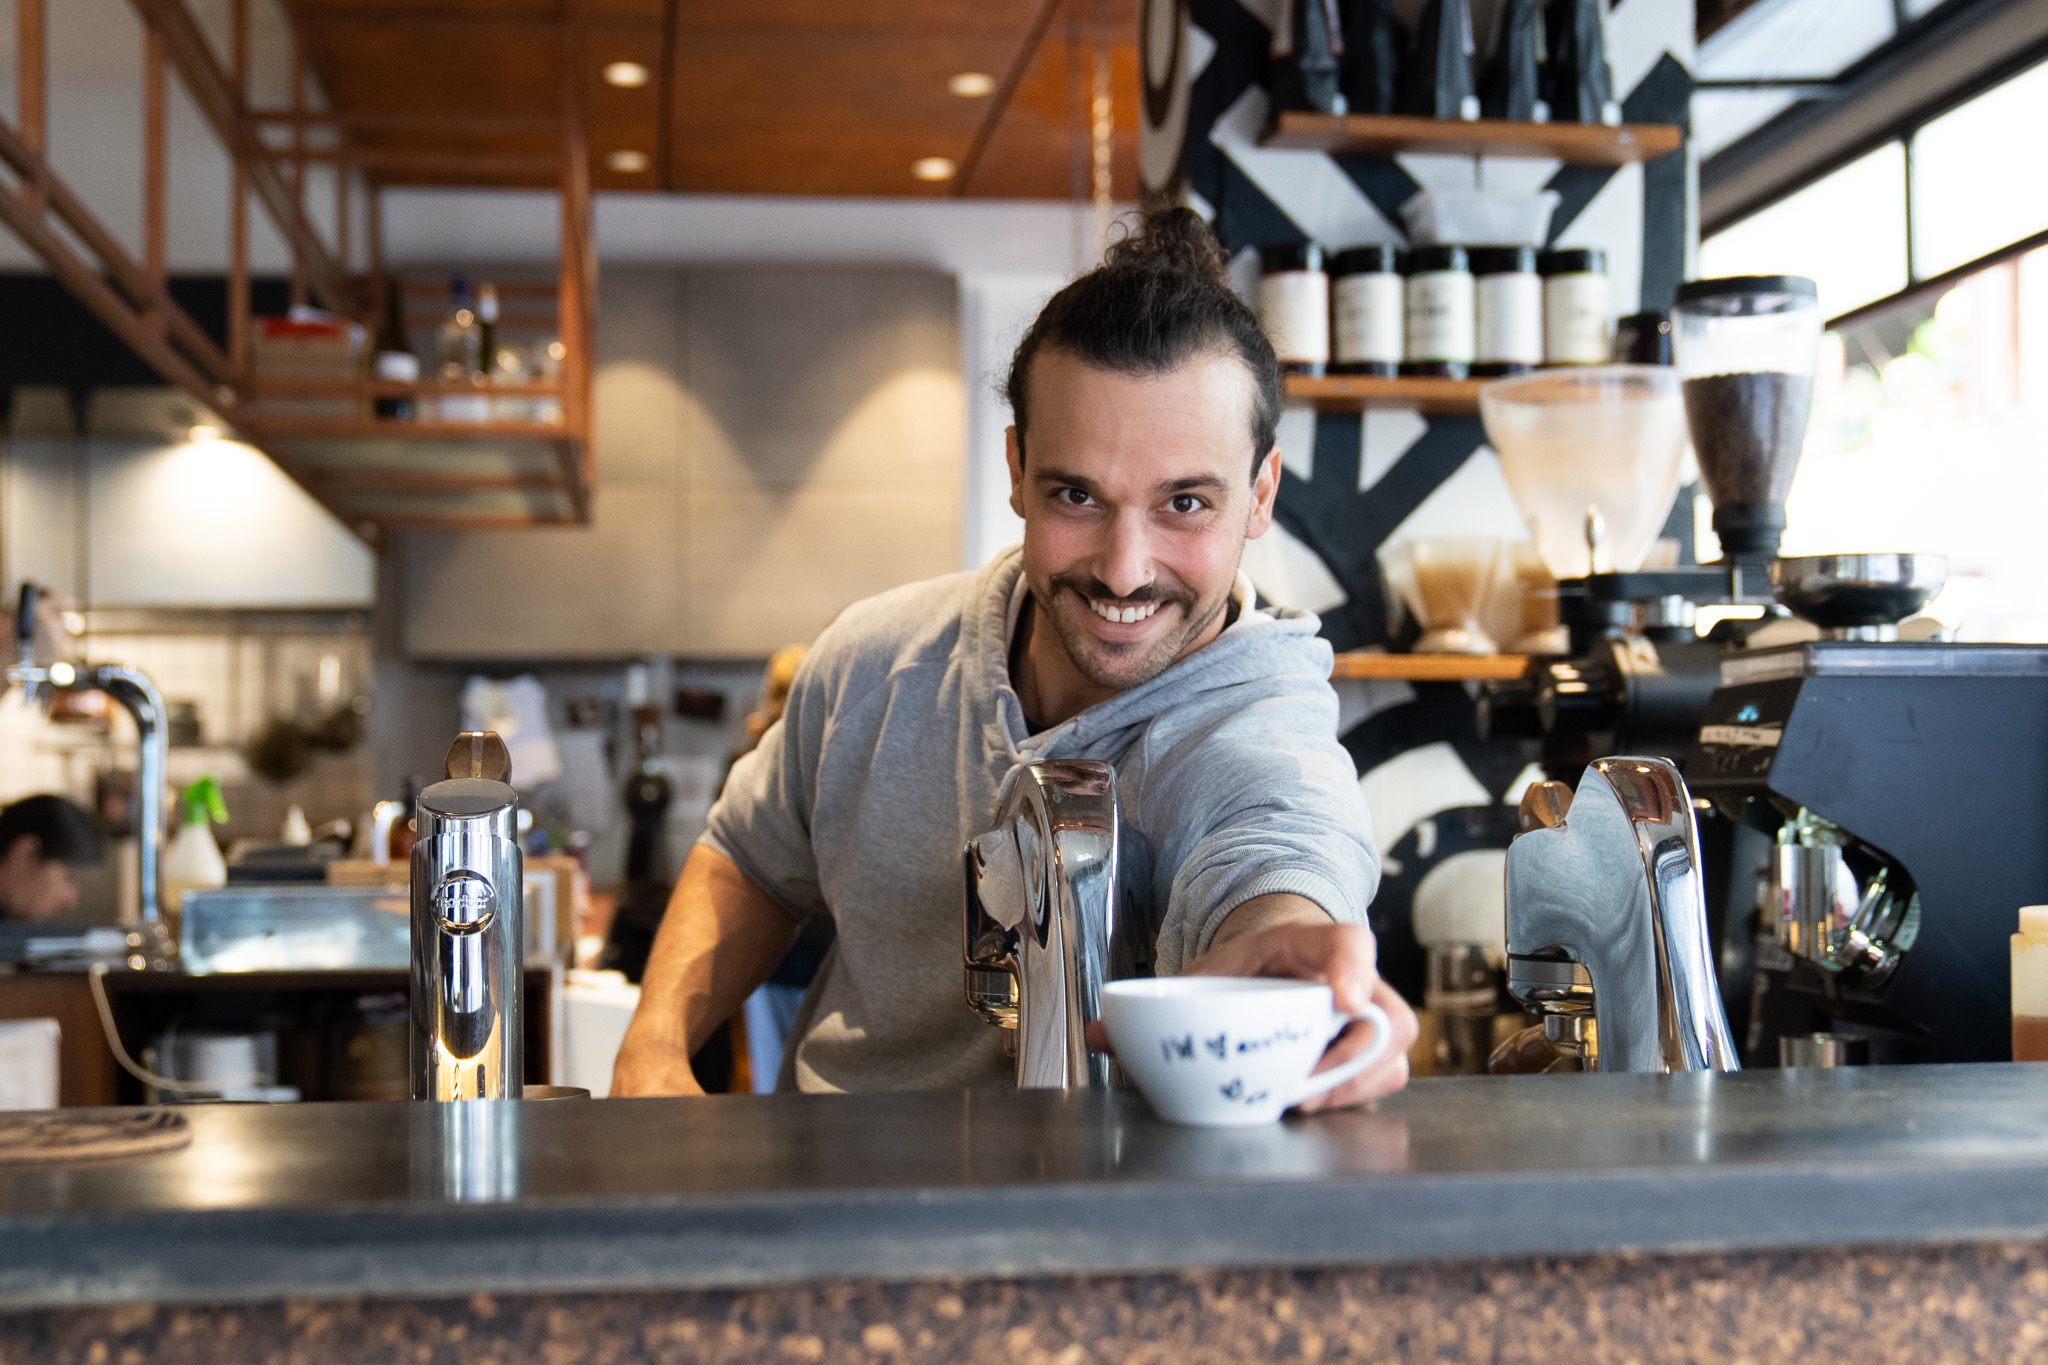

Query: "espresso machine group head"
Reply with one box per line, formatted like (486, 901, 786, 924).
(411, 731, 524, 1100)
(963, 759, 1153, 1089)
(1504, 756, 1739, 1074)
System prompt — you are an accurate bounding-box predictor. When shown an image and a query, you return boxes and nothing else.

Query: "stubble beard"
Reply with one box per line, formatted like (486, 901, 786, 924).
(1033, 568, 1236, 694)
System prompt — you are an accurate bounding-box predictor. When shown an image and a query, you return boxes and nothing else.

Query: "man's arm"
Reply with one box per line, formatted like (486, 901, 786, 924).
(609, 844, 801, 1097)
(1185, 893, 1418, 1109)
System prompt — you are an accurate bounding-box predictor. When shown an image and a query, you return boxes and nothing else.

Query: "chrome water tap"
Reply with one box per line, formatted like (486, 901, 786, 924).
(6, 583, 169, 927)
(963, 759, 1147, 1089)
(1505, 755, 1739, 1074)
(411, 731, 524, 1100)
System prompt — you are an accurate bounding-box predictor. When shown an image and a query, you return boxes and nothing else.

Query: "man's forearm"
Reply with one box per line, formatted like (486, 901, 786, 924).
(1206, 891, 1333, 949)
(616, 844, 801, 1071)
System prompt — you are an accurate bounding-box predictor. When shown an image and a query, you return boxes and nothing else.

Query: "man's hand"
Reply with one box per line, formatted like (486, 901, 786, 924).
(1183, 914, 1418, 1109)
(609, 1036, 707, 1098)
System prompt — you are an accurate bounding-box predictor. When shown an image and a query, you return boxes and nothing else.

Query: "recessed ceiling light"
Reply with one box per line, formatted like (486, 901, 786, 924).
(912, 156, 957, 182)
(947, 72, 997, 98)
(606, 149, 651, 173)
(603, 61, 650, 88)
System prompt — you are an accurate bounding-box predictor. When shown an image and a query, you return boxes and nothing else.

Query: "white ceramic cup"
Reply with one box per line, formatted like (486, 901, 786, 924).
(1102, 977, 1394, 1128)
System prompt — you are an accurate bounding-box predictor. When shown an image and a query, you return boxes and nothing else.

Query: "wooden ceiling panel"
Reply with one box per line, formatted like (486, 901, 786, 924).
(295, 0, 1142, 200)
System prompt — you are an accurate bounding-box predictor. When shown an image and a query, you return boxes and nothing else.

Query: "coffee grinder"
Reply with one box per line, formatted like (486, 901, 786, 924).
(1478, 279, 1822, 774)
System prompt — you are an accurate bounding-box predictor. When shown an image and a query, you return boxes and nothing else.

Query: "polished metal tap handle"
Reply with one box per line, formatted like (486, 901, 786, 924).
(1506, 756, 1739, 1074)
(963, 759, 1133, 1090)
(411, 732, 523, 1100)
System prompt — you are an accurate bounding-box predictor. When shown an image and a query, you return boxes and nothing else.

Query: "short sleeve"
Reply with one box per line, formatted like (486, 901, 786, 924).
(698, 658, 830, 924)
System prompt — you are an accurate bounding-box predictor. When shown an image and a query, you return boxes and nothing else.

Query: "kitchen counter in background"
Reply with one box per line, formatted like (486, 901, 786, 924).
(8, 1066, 2048, 1361)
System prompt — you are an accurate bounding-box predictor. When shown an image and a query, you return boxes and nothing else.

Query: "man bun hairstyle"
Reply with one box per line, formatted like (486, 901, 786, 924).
(1006, 207, 1282, 478)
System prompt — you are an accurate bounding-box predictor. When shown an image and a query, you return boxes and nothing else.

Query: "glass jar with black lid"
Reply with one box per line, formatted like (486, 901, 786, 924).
(1258, 243, 1330, 377)
(1469, 245, 1542, 377)
(1401, 244, 1474, 379)
(1330, 244, 1402, 376)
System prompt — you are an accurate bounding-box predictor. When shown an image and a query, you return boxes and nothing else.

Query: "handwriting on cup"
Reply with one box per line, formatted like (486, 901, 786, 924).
(1157, 1024, 1315, 1066)
(1157, 1026, 1317, 1107)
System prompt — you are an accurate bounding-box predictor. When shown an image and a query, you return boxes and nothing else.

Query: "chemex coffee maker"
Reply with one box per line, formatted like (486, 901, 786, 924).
(1478, 277, 1824, 773)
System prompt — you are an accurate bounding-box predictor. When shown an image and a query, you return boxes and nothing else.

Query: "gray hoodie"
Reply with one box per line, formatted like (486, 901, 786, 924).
(702, 546, 1379, 1093)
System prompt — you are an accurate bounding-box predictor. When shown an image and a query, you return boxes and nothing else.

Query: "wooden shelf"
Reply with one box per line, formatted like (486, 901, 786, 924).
(1331, 653, 1528, 682)
(1286, 373, 1485, 413)
(1261, 111, 1684, 164)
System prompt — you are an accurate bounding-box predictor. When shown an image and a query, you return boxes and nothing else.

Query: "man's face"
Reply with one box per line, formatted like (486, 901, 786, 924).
(0, 836, 79, 922)
(1007, 346, 1280, 693)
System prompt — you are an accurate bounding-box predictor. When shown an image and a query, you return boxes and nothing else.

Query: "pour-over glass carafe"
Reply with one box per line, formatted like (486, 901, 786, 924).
(1478, 365, 1689, 582)
(1671, 275, 1820, 560)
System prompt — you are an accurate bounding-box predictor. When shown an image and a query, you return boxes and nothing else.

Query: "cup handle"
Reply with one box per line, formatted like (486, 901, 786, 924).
(1283, 1002, 1394, 1109)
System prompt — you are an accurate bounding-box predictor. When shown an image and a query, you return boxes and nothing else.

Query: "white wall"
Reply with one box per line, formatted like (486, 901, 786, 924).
(2, 389, 374, 610)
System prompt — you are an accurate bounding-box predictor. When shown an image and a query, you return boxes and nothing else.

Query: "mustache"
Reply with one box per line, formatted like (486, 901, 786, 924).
(1049, 573, 1194, 608)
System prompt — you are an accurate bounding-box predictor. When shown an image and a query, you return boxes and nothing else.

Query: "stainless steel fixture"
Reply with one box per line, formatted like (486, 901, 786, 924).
(963, 759, 1148, 1089)
(1770, 554, 1948, 641)
(410, 731, 524, 1101)
(1778, 1032, 1869, 1067)
(1505, 755, 1740, 1074)
(5, 584, 169, 928)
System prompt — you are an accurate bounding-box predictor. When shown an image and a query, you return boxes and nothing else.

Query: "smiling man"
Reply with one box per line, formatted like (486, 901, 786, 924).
(613, 209, 1415, 1105)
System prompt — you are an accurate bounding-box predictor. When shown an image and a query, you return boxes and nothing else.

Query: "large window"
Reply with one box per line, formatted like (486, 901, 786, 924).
(1704, 57, 2048, 326)
(1911, 60, 2048, 279)
(1698, 143, 1909, 319)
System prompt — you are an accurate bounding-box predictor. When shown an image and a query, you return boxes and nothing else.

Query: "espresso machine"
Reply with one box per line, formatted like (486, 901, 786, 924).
(1687, 560, 2048, 1063)
(411, 731, 525, 1100)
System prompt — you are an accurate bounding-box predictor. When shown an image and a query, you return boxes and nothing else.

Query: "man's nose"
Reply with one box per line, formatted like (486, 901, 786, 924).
(1095, 511, 1155, 599)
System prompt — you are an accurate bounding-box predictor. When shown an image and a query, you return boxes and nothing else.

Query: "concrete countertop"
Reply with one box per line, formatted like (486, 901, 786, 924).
(6, 1064, 2048, 1309)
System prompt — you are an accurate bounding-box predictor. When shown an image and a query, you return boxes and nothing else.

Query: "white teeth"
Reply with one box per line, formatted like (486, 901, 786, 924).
(1088, 598, 1160, 625)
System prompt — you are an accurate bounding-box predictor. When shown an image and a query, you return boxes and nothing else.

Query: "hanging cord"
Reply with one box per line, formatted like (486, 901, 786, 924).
(87, 963, 257, 1095)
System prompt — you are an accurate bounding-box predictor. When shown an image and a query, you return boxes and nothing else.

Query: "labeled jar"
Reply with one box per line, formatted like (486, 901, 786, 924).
(1330, 244, 1403, 376)
(1258, 243, 1329, 376)
(1402, 244, 1474, 379)
(1469, 245, 1541, 377)
(1541, 247, 1610, 365)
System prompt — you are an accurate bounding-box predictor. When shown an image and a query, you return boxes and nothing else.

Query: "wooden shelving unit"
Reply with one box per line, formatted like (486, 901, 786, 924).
(1330, 653, 1528, 682)
(0, 0, 597, 535)
(1261, 111, 1684, 164)
(1286, 373, 1486, 414)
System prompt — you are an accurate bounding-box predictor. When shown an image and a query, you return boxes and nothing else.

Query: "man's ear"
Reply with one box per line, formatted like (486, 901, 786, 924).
(1, 833, 40, 867)
(1005, 426, 1026, 519)
(1245, 446, 1282, 540)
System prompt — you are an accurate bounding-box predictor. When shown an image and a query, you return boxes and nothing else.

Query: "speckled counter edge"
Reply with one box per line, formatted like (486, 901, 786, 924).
(5, 1241, 2046, 1364)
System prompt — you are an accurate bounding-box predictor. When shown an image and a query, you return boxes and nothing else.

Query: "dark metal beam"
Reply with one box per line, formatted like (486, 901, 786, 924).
(1702, 0, 2048, 234)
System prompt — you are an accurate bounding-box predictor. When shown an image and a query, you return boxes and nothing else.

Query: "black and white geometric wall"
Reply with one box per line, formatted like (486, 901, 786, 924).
(1141, 0, 1697, 996)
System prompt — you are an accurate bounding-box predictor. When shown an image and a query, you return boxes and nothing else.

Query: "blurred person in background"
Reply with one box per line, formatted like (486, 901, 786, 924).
(0, 794, 102, 922)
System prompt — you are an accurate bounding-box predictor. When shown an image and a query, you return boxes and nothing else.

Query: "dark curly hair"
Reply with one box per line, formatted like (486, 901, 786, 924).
(1005, 207, 1281, 479)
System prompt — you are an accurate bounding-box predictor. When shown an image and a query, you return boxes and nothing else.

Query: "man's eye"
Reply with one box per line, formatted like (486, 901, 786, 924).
(1056, 488, 1094, 507)
(1169, 495, 1206, 514)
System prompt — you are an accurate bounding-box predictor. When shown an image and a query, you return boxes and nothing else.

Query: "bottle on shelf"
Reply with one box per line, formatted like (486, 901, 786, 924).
(1340, 0, 1404, 118)
(436, 276, 489, 423)
(2014, 905, 2048, 1061)
(371, 276, 417, 420)
(1398, 0, 1479, 122)
(477, 282, 499, 377)
(1269, 0, 1346, 115)
(1544, 0, 1621, 125)
(1258, 243, 1331, 378)
(1480, 0, 1549, 123)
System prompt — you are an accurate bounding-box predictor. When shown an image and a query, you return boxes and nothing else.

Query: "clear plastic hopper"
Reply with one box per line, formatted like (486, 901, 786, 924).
(1478, 365, 1689, 582)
